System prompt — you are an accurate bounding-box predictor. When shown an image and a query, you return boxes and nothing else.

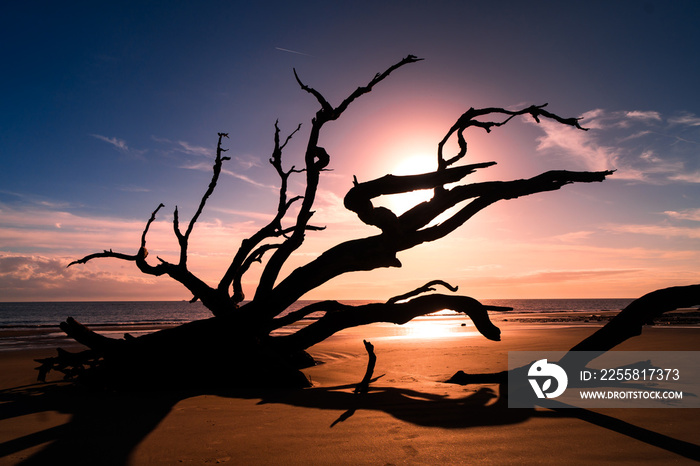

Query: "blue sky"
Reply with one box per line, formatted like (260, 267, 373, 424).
(1, 1, 699, 301)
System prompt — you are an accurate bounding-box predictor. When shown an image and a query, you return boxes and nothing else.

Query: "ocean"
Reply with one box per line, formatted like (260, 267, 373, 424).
(0, 299, 635, 329)
(0, 299, 635, 352)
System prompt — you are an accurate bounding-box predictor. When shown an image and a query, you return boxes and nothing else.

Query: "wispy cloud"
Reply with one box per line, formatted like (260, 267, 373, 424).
(115, 185, 150, 193)
(535, 118, 621, 173)
(208, 207, 276, 222)
(533, 109, 700, 184)
(446, 266, 642, 292)
(176, 140, 211, 157)
(604, 223, 700, 239)
(664, 208, 700, 222)
(180, 162, 277, 190)
(275, 47, 312, 57)
(625, 110, 662, 122)
(0, 190, 76, 210)
(92, 134, 129, 151)
(669, 172, 700, 183)
(488, 268, 638, 285)
(151, 136, 212, 157)
(235, 155, 264, 170)
(669, 112, 700, 127)
(91, 134, 147, 159)
(550, 230, 595, 243)
(306, 188, 359, 226)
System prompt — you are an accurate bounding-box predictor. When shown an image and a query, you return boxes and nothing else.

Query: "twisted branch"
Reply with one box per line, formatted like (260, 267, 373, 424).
(387, 280, 459, 304)
(254, 55, 424, 301)
(271, 294, 511, 352)
(345, 162, 495, 232)
(437, 103, 587, 170)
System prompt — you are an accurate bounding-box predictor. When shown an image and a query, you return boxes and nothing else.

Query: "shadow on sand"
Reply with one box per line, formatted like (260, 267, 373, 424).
(1, 376, 698, 465)
(0, 382, 181, 465)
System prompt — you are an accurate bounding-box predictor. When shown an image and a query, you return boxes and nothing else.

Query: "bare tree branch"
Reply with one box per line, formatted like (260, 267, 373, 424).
(217, 122, 303, 304)
(386, 280, 459, 304)
(345, 162, 495, 232)
(67, 202, 165, 268)
(175, 132, 230, 267)
(562, 284, 700, 364)
(294, 54, 424, 124)
(271, 294, 509, 352)
(333, 55, 424, 120)
(67, 143, 233, 314)
(256, 169, 613, 320)
(293, 69, 333, 115)
(67, 249, 139, 267)
(269, 300, 346, 331)
(408, 169, 614, 247)
(253, 56, 424, 301)
(437, 104, 587, 170)
(354, 340, 376, 394)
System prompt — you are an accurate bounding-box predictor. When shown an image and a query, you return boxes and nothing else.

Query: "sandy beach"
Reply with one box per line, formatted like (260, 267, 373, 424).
(1, 317, 698, 465)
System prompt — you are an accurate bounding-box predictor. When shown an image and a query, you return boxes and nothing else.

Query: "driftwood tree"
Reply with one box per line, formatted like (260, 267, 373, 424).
(39, 55, 617, 388)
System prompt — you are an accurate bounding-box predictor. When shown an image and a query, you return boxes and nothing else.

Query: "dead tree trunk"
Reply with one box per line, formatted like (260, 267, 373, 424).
(40, 55, 617, 388)
(445, 284, 700, 386)
(559, 284, 700, 368)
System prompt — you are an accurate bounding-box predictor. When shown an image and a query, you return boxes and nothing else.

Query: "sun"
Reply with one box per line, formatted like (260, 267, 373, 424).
(382, 154, 437, 215)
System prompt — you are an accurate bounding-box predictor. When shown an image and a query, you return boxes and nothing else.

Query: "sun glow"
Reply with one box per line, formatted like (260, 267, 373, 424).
(383, 154, 437, 215)
(393, 316, 479, 339)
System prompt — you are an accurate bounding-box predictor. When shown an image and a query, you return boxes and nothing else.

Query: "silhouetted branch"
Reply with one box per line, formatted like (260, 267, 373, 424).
(175, 133, 230, 267)
(437, 104, 588, 170)
(34, 348, 102, 382)
(449, 284, 700, 389)
(293, 69, 333, 115)
(218, 122, 303, 303)
(560, 284, 700, 368)
(59, 317, 124, 353)
(272, 294, 508, 352)
(141, 203, 165, 249)
(67, 202, 165, 267)
(294, 54, 423, 124)
(278, 224, 326, 236)
(231, 243, 282, 293)
(354, 340, 376, 394)
(387, 280, 459, 304)
(67, 249, 139, 267)
(409, 169, 614, 246)
(260, 169, 613, 318)
(254, 55, 423, 301)
(333, 55, 424, 120)
(345, 162, 495, 232)
(67, 153, 230, 314)
(268, 300, 346, 332)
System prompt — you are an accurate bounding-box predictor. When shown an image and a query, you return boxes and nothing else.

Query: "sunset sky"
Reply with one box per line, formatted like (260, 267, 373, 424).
(1, 1, 699, 302)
